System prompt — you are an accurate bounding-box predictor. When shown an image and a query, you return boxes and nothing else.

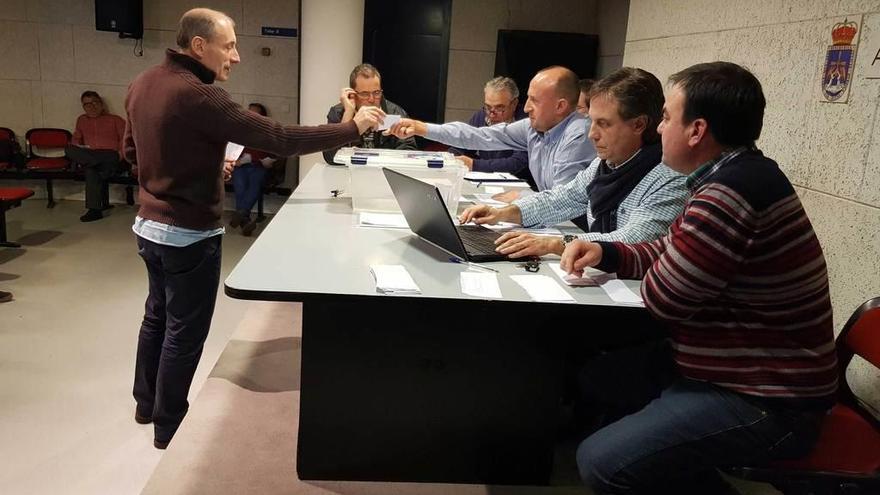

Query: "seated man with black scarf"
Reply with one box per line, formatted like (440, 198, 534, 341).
(459, 67, 688, 258)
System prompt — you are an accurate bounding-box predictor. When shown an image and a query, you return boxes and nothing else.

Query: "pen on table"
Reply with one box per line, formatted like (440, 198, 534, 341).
(449, 257, 499, 273)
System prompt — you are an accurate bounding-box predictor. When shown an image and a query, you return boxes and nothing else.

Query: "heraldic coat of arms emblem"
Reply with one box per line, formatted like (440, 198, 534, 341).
(822, 19, 859, 102)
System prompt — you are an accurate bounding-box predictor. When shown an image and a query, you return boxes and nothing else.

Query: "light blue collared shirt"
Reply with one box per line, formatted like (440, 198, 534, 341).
(132, 216, 224, 247)
(425, 112, 596, 191)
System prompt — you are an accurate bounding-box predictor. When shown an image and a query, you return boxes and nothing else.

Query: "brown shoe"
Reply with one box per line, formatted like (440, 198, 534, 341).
(241, 218, 258, 236)
(135, 411, 152, 424)
(0, 291, 12, 303)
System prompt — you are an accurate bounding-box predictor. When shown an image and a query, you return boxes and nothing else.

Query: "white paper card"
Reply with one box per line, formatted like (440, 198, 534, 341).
(465, 171, 519, 181)
(549, 263, 599, 287)
(225, 142, 244, 161)
(460, 271, 502, 299)
(483, 186, 505, 194)
(370, 265, 421, 294)
(358, 212, 409, 229)
(377, 114, 401, 131)
(510, 274, 575, 302)
(600, 278, 644, 307)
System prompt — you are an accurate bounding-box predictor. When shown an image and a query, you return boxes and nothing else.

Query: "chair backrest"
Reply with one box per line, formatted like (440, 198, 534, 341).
(0, 127, 16, 142)
(26, 128, 71, 157)
(836, 297, 880, 420)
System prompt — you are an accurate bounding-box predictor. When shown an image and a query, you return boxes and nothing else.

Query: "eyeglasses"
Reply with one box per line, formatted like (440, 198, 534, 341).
(483, 102, 513, 115)
(356, 90, 383, 99)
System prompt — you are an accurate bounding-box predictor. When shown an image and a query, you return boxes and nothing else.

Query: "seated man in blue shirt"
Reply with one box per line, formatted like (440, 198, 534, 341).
(447, 76, 531, 186)
(388, 66, 596, 202)
(459, 67, 688, 257)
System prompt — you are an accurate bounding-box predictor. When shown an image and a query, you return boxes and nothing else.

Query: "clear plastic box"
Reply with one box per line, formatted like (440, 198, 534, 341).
(334, 148, 467, 214)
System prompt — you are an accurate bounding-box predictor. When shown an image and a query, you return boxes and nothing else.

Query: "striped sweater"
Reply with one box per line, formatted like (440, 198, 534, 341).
(596, 149, 838, 401)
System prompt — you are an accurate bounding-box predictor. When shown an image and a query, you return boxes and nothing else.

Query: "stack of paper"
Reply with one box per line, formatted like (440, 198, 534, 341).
(460, 271, 502, 299)
(549, 263, 598, 286)
(370, 265, 421, 295)
(358, 212, 410, 229)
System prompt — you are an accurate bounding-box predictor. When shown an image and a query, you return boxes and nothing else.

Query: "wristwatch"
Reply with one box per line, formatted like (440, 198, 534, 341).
(561, 234, 578, 250)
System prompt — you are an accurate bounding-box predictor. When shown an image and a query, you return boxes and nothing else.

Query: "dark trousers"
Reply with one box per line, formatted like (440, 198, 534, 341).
(133, 235, 222, 442)
(231, 163, 267, 217)
(65, 145, 123, 210)
(575, 341, 825, 495)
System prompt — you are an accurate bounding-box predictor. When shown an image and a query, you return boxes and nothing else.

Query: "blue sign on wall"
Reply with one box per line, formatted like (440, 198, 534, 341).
(262, 27, 298, 38)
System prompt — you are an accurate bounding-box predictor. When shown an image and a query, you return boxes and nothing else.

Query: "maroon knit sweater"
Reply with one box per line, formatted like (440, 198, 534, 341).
(124, 50, 359, 230)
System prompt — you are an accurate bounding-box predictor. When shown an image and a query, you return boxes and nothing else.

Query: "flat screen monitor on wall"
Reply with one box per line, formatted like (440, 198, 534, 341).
(494, 30, 598, 96)
(95, 0, 143, 39)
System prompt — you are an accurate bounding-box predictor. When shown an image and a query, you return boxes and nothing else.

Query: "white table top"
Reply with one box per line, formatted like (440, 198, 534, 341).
(225, 163, 643, 306)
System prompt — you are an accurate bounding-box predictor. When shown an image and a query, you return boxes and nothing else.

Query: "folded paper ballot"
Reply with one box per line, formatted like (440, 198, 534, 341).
(549, 263, 599, 286)
(370, 265, 421, 295)
(225, 142, 244, 161)
(460, 271, 502, 299)
(358, 212, 409, 229)
(377, 114, 401, 131)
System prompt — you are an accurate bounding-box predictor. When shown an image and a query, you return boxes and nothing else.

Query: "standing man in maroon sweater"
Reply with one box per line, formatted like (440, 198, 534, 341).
(561, 62, 837, 494)
(124, 7, 383, 450)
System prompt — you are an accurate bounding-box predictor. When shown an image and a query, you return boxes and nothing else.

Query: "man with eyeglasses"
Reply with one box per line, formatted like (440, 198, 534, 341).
(447, 76, 531, 185)
(387, 66, 595, 202)
(322, 63, 417, 164)
(65, 90, 127, 222)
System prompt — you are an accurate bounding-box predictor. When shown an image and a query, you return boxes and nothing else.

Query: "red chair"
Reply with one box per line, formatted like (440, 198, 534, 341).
(0, 187, 35, 248)
(25, 128, 72, 208)
(0, 127, 22, 171)
(729, 297, 880, 494)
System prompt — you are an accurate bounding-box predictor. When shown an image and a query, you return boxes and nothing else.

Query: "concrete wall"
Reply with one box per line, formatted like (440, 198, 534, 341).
(624, 0, 880, 406)
(443, 0, 630, 123)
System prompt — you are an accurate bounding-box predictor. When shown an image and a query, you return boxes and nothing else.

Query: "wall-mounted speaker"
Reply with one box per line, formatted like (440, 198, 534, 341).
(95, 0, 143, 39)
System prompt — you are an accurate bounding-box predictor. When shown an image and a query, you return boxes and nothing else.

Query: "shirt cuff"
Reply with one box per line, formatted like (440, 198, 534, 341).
(594, 241, 620, 273)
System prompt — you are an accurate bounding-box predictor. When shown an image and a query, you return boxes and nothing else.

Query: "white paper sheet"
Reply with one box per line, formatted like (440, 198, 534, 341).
(377, 114, 402, 131)
(460, 271, 502, 299)
(358, 212, 410, 229)
(225, 142, 244, 161)
(460, 193, 508, 206)
(483, 186, 505, 194)
(510, 274, 575, 302)
(600, 278, 644, 307)
(370, 265, 421, 294)
(464, 171, 519, 181)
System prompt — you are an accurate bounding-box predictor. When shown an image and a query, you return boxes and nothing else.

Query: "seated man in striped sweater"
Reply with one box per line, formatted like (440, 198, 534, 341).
(561, 61, 837, 494)
(459, 68, 688, 256)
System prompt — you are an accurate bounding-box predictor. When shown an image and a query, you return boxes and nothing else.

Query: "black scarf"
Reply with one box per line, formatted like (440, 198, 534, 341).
(572, 142, 662, 233)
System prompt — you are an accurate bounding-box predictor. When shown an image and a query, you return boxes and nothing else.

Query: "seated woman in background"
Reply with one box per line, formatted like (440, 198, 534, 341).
(229, 103, 278, 236)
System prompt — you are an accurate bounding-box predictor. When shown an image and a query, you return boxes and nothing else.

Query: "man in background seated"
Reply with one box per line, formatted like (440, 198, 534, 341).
(576, 78, 595, 115)
(66, 90, 126, 222)
(447, 76, 530, 183)
(230, 103, 278, 236)
(322, 63, 417, 164)
(387, 66, 596, 202)
(459, 68, 687, 258)
(562, 61, 837, 495)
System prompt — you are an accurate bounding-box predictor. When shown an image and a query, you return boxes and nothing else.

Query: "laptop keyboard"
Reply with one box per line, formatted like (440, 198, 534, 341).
(457, 225, 501, 256)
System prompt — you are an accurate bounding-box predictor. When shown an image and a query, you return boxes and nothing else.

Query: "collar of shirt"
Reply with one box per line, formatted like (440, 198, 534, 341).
(536, 111, 582, 144)
(605, 147, 642, 170)
(685, 145, 750, 191)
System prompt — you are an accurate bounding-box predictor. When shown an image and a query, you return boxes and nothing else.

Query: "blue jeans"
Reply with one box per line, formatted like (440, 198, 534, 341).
(232, 163, 267, 217)
(575, 343, 825, 494)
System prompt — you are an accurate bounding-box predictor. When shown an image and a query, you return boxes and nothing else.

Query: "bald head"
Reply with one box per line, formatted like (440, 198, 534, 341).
(534, 66, 580, 106)
(176, 8, 235, 50)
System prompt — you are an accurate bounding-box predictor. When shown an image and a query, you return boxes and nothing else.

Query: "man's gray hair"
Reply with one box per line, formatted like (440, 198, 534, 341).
(176, 8, 235, 49)
(484, 76, 519, 100)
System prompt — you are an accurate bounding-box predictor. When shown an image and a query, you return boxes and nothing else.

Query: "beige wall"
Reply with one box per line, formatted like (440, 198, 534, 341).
(443, 0, 630, 123)
(0, 0, 300, 190)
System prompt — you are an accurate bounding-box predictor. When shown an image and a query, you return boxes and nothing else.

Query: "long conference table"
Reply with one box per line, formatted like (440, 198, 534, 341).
(224, 164, 659, 485)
